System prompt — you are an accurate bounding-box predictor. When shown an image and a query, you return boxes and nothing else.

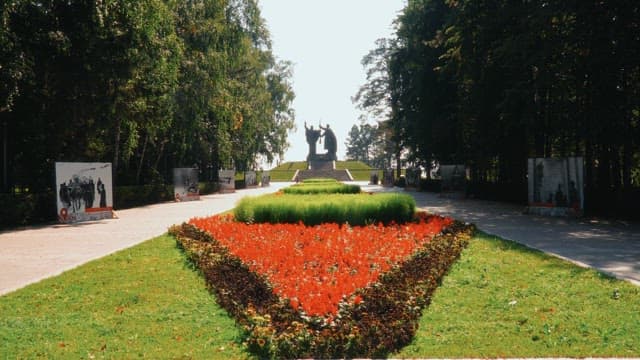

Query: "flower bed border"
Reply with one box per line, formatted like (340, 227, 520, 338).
(170, 215, 475, 359)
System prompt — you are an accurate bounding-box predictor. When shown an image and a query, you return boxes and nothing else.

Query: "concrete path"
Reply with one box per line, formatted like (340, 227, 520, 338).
(0, 183, 290, 296)
(364, 184, 640, 286)
(2, 182, 638, 297)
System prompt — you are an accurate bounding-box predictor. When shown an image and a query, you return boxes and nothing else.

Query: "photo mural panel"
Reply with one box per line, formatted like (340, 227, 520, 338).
(173, 168, 200, 202)
(527, 157, 584, 213)
(261, 171, 271, 187)
(245, 171, 258, 187)
(218, 170, 235, 192)
(382, 169, 394, 187)
(55, 162, 113, 223)
(439, 165, 466, 193)
(405, 167, 421, 188)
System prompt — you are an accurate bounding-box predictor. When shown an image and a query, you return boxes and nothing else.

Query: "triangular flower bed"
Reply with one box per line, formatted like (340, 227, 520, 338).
(170, 212, 474, 358)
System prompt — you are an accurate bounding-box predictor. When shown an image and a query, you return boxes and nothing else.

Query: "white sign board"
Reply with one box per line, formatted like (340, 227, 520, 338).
(245, 171, 258, 187)
(55, 162, 114, 223)
(261, 172, 271, 187)
(439, 165, 466, 193)
(173, 168, 200, 202)
(527, 157, 584, 216)
(382, 169, 394, 187)
(218, 170, 235, 192)
(405, 167, 421, 188)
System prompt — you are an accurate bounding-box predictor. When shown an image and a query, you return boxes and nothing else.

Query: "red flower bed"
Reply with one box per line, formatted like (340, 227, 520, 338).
(189, 214, 453, 317)
(172, 212, 474, 358)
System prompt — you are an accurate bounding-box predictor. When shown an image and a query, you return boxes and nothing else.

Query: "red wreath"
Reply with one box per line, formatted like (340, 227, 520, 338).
(59, 208, 68, 221)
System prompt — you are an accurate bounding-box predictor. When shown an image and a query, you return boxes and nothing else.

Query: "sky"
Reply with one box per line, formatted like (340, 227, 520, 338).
(259, 0, 406, 166)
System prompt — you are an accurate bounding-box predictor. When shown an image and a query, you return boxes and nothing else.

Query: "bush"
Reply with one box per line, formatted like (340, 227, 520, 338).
(233, 193, 416, 226)
(283, 181, 361, 195)
(0, 192, 56, 229)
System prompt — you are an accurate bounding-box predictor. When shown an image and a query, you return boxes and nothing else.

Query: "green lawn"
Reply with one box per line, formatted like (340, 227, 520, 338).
(398, 232, 640, 358)
(268, 160, 374, 182)
(1, 232, 638, 358)
(0, 236, 249, 359)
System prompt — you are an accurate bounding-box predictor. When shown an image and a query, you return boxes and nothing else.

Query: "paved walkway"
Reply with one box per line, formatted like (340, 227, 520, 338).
(1, 183, 638, 296)
(364, 184, 640, 286)
(0, 183, 290, 296)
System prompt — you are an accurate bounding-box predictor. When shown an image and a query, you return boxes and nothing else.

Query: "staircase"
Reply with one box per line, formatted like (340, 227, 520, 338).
(293, 160, 354, 182)
(296, 169, 353, 182)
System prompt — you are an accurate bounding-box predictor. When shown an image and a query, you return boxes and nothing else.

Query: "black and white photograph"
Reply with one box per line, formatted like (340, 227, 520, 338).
(218, 170, 235, 193)
(55, 162, 113, 223)
(173, 168, 200, 202)
(527, 157, 584, 215)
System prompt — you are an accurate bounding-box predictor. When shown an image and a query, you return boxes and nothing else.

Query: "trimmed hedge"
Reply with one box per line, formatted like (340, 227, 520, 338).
(233, 193, 416, 226)
(170, 217, 475, 359)
(283, 181, 361, 195)
(0, 192, 57, 229)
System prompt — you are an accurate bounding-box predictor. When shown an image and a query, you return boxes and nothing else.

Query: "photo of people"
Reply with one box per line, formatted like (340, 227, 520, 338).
(55, 162, 114, 223)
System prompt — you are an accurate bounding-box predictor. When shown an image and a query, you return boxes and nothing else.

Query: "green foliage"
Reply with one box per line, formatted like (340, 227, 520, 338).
(1, 0, 295, 191)
(233, 192, 416, 226)
(0, 192, 56, 229)
(171, 220, 475, 359)
(300, 178, 340, 183)
(282, 183, 361, 195)
(357, 0, 640, 211)
(280, 179, 361, 195)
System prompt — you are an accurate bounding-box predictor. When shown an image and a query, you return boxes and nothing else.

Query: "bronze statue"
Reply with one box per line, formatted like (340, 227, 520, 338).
(305, 121, 337, 161)
(304, 122, 322, 160)
(320, 124, 337, 161)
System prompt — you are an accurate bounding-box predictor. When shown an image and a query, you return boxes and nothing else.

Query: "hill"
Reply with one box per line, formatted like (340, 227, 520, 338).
(269, 161, 373, 181)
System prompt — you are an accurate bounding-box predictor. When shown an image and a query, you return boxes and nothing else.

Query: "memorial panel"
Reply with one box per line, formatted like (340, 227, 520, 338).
(439, 165, 466, 193)
(55, 162, 114, 223)
(245, 171, 258, 188)
(173, 168, 200, 202)
(261, 172, 271, 187)
(218, 169, 236, 193)
(527, 157, 584, 216)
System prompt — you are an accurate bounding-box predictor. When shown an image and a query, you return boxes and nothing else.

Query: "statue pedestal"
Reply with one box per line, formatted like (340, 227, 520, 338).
(308, 158, 335, 170)
(295, 156, 352, 182)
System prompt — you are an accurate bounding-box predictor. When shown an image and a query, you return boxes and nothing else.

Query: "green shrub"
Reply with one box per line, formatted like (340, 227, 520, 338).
(0, 192, 56, 229)
(283, 182, 361, 195)
(301, 178, 339, 183)
(234, 193, 416, 226)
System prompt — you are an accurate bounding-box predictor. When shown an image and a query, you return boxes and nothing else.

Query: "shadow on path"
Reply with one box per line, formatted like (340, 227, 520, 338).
(363, 184, 640, 286)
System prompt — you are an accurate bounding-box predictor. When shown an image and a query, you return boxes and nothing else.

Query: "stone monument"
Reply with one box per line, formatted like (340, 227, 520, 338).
(299, 121, 352, 181)
(305, 121, 337, 162)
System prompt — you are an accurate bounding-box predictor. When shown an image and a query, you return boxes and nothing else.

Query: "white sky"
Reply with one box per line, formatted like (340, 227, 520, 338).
(259, 0, 406, 165)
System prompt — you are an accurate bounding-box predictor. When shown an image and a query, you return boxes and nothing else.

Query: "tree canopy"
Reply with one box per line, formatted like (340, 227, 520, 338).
(0, 0, 295, 191)
(356, 0, 640, 213)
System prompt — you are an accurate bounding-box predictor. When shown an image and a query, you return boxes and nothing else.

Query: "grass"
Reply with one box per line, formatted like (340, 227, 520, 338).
(335, 160, 373, 181)
(268, 161, 307, 181)
(269, 161, 374, 181)
(0, 235, 249, 359)
(397, 232, 640, 358)
(2, 232, 639, 358)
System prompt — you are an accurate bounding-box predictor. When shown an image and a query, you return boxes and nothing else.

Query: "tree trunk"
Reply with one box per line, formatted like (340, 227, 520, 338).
(2, 118, 7, 192)
(113, 117, 122, 184)
(136, 133, 149, 185)
(153, 139, 167, 174)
